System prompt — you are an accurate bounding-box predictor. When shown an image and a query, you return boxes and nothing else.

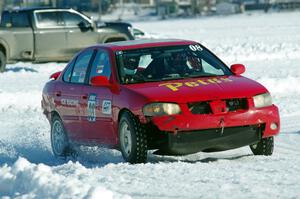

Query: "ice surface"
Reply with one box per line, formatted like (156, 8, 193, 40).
(1, 11, 300, 198)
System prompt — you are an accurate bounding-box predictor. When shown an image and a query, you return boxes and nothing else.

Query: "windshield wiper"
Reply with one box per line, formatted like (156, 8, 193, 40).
(161, 76, 184, 81)
(182, 73, 219, 79)
(143, 78, 162, 82)
(125, 78, 162, 84)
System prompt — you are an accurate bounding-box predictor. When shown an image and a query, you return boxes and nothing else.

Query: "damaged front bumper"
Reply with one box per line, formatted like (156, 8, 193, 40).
(148, 105, 280, 155)
(156, 125, 261, 155)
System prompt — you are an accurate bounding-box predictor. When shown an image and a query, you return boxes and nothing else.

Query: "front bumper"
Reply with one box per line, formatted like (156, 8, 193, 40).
(159, 125, 261, 155)
(151, 105, 280, 138)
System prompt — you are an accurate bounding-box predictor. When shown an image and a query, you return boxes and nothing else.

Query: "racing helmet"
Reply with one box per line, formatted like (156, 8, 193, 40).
(123, 56, 140, 75)
(169, 52, 188, 73)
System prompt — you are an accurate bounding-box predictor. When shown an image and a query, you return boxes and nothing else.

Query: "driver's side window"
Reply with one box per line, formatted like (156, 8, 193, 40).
(89, 50, 111, 83)
(62, 11, 89, 27)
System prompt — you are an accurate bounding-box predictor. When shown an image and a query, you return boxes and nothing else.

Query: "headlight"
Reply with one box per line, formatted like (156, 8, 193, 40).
(253, 93, 272, 108)
(143, 103, 181, 116)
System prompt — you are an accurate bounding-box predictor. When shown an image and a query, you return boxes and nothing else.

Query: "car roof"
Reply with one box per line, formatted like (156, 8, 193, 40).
(96, 39, 199, 51)
(3, 7, 73, 13)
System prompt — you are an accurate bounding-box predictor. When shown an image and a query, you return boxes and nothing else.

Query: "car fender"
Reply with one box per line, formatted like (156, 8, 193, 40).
(113, 86, 151, 132)
(42, 81, 60, 122)
(0, 37, 10, 61)
(99, 31, 129, 43)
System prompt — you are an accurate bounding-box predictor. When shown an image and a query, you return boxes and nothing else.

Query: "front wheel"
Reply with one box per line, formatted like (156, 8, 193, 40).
(119, 111, 148, 164)
(250, 136, 274, 156)
(51, 115, 70, 158)
(0, 51, 6, 73)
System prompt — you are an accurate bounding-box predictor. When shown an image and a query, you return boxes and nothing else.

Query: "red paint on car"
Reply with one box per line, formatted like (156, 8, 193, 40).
(42, 39, 280, 163)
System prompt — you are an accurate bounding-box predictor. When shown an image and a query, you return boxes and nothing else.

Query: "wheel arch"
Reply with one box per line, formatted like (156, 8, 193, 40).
(118, 108, 133, 123)
(102, 32, 129, 44)
(104, 36, 127, 43)
(51, 110, 62, 122)
(0, 44, 6, 56)
(0, 39, 10, 61)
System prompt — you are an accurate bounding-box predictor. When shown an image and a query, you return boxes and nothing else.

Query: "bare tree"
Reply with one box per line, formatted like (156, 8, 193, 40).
(98, 0, 102, 21)
(0, 0, 5, 15)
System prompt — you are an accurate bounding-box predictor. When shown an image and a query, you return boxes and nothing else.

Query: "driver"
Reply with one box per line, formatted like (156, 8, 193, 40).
(121, 55, 141, 83)
(187, 56, 203, 72)
(123, 56, 140, 75)
(167, 52, 190, 75)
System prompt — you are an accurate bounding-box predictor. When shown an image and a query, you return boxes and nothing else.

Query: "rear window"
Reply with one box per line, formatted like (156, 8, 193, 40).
(0, 11, 30, 27)
(70, 49, 94, 83)
(0, 11, 10, 27)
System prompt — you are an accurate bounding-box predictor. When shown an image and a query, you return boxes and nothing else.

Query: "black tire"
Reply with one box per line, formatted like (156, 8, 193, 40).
(250, 136, 274, 156)
(51, 115, 70, 158)
(118, 111, 148, 164)
(0, 51, 6, 73)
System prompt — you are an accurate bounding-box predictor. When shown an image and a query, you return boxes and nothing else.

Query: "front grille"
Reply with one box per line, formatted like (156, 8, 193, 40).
(188, 102, 212, 114)
(188, 98, 248, 114)
(226, 98, 248, 112)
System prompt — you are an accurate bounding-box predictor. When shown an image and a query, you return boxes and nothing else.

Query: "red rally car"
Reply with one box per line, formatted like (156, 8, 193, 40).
(42, 39, 280, 163)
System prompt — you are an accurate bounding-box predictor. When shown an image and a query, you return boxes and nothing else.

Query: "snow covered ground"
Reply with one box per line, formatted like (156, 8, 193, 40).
(1, 11, 300, 198)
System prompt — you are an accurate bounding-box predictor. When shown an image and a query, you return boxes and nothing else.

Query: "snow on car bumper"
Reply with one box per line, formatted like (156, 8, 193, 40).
(150, 105, 280, 138)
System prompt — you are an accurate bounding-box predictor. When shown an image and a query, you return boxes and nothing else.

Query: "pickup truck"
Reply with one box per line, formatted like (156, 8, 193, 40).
(0, 8, 134, 72)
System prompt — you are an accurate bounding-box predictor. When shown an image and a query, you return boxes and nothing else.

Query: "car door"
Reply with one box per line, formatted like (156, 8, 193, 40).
(55, 49, 95, 141)
(33, 10, 68, 61)
(80, 49, 115, 145)
(0, 11, 34, 60)
(61, 11, 98, 57)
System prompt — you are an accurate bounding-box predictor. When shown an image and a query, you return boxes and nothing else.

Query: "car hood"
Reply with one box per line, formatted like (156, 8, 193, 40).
(122, 76, 268, 103)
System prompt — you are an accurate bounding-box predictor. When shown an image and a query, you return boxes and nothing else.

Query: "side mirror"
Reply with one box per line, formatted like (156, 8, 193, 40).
(50, 71, 61, 80)
(133, 28, 145, 37)
(90, 76, 110, 87)
(230, 64, 245, 75)
(78, 21, 92, 31)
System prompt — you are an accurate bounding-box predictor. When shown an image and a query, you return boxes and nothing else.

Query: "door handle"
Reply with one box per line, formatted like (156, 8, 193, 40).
(55, 91, 62, 97)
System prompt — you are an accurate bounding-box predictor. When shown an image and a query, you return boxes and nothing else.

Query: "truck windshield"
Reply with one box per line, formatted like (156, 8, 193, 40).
(116, 44, 232, 84)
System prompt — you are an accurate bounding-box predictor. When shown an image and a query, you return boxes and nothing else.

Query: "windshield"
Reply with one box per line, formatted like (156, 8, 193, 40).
(116, 44, 232, 84)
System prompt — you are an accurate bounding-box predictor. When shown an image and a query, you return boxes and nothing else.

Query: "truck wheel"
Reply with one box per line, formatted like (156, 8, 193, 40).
(119, 111, 148, 164)
(51, 115, 70, 158)
(250, 136, 274, 156)
(0, 51, 6, 73)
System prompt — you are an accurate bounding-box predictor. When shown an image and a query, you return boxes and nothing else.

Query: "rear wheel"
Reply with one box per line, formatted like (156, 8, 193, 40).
(51, 115, 70, 158)
(119, 111, 148, 164)
(0, 51, 6, 73)
(250, 136, 274, 156)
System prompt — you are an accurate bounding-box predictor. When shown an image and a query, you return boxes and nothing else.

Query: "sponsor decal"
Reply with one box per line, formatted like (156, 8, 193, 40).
(159, 77, 233, 91)
(96, 65, 104, 74)
(87, 94, 97, 122)
(78, 71, 86, 83)
(102, 100, 112, 115)
(61, 99, 79, 106)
